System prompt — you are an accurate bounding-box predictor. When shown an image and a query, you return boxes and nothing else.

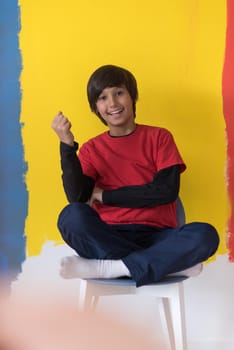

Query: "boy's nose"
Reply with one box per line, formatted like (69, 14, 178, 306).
(108, 94, 117, 107)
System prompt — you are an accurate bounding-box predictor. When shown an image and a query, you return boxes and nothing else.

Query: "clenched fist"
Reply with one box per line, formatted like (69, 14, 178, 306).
(51, 111, 74, 146)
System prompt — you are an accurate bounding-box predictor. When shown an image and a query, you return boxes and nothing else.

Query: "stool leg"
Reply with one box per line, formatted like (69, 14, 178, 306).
(158, 283, 187, 350)
(169, 284, 187, 350)
(79, 280, 99, 311)
(78, 279, 87, 310)
(159, 297, 175, 350)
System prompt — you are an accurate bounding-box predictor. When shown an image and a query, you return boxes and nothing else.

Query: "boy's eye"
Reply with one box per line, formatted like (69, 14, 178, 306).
(116, 90, 124, 96)
(98, 95, 106, 101)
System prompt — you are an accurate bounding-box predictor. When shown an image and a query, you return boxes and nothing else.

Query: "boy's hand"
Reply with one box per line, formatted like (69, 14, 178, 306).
(51, 111, 74, 146)
(88, 187, 103, 206)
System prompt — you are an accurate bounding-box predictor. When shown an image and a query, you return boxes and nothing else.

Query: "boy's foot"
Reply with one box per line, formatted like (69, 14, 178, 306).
(60, 255, 130, 280)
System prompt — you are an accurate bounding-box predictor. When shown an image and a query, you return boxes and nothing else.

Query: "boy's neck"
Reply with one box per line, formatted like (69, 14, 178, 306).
(108, 122, 137, 137)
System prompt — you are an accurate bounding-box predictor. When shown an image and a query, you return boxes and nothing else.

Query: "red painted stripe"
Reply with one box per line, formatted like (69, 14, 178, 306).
(222, 1, 234, 260)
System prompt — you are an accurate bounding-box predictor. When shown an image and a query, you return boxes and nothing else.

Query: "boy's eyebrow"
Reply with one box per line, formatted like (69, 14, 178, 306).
(97, 85, 126, 97)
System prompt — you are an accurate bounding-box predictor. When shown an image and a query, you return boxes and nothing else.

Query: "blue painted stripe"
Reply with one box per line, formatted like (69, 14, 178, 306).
(0, 1, 28, 279)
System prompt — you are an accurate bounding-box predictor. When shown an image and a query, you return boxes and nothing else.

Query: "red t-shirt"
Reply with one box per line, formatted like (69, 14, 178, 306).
(78, 125, 186, 228)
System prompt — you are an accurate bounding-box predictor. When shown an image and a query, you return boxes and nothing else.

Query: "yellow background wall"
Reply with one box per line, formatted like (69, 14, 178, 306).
(19, 0, 228, 256)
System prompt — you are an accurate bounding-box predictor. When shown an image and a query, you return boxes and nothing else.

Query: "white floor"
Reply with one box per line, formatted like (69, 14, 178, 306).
(6, 242, 234, 350)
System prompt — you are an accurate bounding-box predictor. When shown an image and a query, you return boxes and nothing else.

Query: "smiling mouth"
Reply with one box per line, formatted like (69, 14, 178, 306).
(108, 108, 124, 116)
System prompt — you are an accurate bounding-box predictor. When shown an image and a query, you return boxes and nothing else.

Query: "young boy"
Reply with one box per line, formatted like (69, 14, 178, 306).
(51, 64, 219, 286)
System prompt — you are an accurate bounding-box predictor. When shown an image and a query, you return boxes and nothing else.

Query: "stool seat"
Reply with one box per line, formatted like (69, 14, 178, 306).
(84, 275, 187, 287)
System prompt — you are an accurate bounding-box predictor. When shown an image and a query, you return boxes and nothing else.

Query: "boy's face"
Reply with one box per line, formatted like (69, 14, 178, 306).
(95, 86, 135, 129)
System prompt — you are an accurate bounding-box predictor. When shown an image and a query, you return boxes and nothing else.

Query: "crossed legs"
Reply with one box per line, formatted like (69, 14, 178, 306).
(58, 203, 219, 286)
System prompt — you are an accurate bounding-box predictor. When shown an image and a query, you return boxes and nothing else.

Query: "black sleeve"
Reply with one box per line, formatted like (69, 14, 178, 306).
(60, 142, 94, 203)
(102, 165, 180, 208)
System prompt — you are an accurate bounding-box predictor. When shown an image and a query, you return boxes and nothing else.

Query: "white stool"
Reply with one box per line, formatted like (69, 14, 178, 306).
(79, 275, 190, 350)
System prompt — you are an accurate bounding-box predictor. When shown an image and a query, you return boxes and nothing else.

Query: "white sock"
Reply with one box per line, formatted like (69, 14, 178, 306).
(60, 255, 131, 279)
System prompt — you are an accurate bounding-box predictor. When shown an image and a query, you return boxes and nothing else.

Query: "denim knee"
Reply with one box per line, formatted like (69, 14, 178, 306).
(57, 203, 92, 240)
(203, 222, 220, 255)
(188, 222, 220, 258)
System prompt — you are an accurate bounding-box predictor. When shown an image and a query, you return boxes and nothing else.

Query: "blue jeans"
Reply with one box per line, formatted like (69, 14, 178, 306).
(57, 203, 219, 286)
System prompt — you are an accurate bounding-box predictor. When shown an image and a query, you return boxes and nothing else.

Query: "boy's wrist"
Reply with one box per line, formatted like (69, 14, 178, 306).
(60, 141, 78, 150)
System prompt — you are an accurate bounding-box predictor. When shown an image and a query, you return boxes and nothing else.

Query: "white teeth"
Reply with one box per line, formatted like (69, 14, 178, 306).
(109, 109, 123, 115)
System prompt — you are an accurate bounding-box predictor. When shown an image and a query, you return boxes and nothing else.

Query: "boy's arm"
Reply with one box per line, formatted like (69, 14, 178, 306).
(101, 165, 180, 208)
(51, 112, 94, 203)
(60, 142, 94, 203)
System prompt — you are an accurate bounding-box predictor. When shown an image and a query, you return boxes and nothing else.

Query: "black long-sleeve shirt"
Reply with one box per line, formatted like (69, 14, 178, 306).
(60, 141, 180, 208)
